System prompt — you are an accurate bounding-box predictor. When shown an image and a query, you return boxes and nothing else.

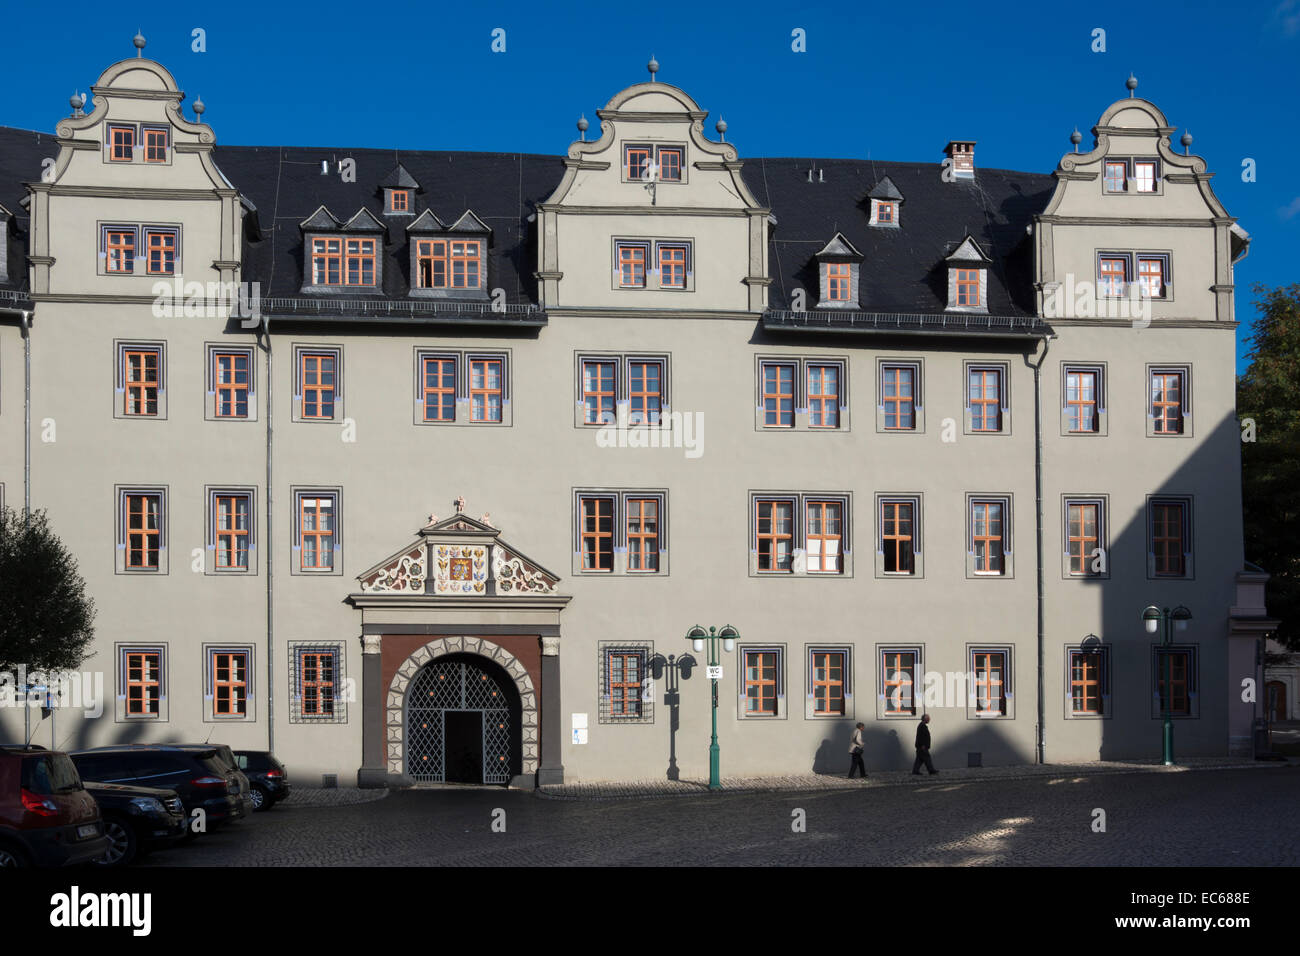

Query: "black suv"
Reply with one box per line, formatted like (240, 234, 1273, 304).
(69, 747, 245, 833)
(167, 745, 254, 818)
(82, 780, 186, 866)
(233, 751, 291, 810)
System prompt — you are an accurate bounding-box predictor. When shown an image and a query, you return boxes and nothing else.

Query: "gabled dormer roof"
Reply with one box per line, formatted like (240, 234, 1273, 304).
(405, 209, 447, 234)
(299, 205, 342, 232)
(380, 163, 421, 190)
(945, 234, 992, 264)
(868, 176, 904, 201)
(341, 207, 387, 233)
(445, 209, 492, 235)
(815, 232, 863, 260)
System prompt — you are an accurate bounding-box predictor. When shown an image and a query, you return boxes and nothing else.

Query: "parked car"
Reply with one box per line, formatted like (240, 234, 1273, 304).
(233, 751, 291, 810)
(69, 747, 245, 834)
(81, 780, 186, 866)
(168, 745, 254, 818)
(0, 746, 110, 867)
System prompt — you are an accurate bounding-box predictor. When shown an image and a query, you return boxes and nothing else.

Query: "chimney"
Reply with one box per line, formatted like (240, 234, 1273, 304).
(944, 140, 976, 180)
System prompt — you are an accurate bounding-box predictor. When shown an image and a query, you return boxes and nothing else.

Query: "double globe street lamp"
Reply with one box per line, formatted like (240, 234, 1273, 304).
(1142, 604, 1192, 766)
(686, 624, 739, 791)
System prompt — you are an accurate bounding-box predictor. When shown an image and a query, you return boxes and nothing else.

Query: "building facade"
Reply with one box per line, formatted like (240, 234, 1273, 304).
(0, 42, 1274, 786)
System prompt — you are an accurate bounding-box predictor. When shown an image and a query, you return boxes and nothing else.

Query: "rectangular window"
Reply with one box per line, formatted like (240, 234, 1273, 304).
(756, 499, 794, 571)
(579, 496, 614, 571)
(628, 360, 663, 425)
(1151, 499, 1187, 577)
(806, 364, 839, 428)
(299, 649, 336, 717)
(143, 127, 168, 163)
(212, 650, 248, 716)
(1065, 367, 1099, 433)
(657, 147, 683, 181)
(125, 493, 161, 569)
(582, 359, 616, 425)
(1137, 256, 1167, 298)
(214, 494, 252, 570)
(658, 244, 688, 288)
(1150, 369, 1185, 434)
(390, 189, 409, 212)
(1066, 500, 1101, 576)
(882, 650, 916, 716)
(805, 500, 842, 574)
(300, 352, 337, 419)
(1155, 648, 1194, 716)
(214, 351, 250, 418)
(1104, 160, 1127, 192)
(825, 262, 851, 301)
(971, 500, 1005, 575)
(469, 358, 503, 422)
(1133, 160, 1157, 193)
(109, 125, 135, 162)
(972, 651, 1007, 716)
(298, 494, 336, 571)
(876, 201, 895, 223)
(881, 364, 916, 430)
(449, 240, 481, 289)
(956, 269, 981, 307)
(626, 497, 659, 572)
(144, 229, 176, 276)
(105, 228, 136, 273)
(125, 651, 161, 716)
(344, 238, 376, 286)
(311, 238, 341, 285)
(607, 650, 644, 717)
(968, 367, 1002, 431)
(624, 145, 652, 181)
(744, 650, 779, 716)
(617, 242, 647, 288)
(761, 361, 796, 427)
(812, 650, 846, 716)
(880, 499, 916, 574)
(1099, 255, 1128, 296)
(123, 348, 160, 416)
(1070, 649, 1106, 715)
(421, 355, 456, 422)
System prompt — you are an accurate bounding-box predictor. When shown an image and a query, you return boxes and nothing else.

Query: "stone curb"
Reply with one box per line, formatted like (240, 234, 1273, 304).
(535, 757, 1293, 801)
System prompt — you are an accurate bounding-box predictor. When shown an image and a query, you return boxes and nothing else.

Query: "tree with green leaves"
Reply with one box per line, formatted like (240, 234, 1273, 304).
(1237, 283, 1300, 649)
(0, 507, 96, 674)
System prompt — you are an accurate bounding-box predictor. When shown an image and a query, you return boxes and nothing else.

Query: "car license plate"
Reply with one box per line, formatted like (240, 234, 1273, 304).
(77, 824, 98, 839)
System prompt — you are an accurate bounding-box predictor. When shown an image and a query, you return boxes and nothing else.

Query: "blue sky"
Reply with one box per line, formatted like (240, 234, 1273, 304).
(2, 0, 1295, 371)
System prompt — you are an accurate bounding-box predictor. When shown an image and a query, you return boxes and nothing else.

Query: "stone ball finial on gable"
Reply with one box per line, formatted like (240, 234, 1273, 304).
(133, 30, 147, 56)
(1126, 73, 1138, 96)
(648, 55, 659, 81)
(1180, 130, 1193, 154)
(193, 94, 205, 116)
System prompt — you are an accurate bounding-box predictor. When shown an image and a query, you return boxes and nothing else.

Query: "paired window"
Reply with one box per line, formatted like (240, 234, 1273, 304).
(1098, 252, 1170, 298)
(971, 649, 1009, 717)
(310, 237, 376, 287)
(1104, 158, 1159, 193)
(1148, 366, 1187, 435)
(880, 648, 919, 717)
(1064, 497, 1107, 578)
(415, 239, 482, 290)
(293, 490, 340, 573)
(613, 239, 692, 290)
(100, 225, 180, 276)
(1153, 646, 1197, 717)
(577, 354, 667, 426)
(106, 124, 169, 163)
(879, 361, 920, 431)
(752, 493, 850, 575)
(413, 350, 510, 425)
(743, 648, 783, 717)
(756, 357, 847, 430)
(1149, 497, 1191, 578)
(1068, 646, 1110, 716)
(1063, 365, 1104, 434)
(622, 143, 685, 182)
(968, 496, 1011, 576)
(575, 491, 667, 575)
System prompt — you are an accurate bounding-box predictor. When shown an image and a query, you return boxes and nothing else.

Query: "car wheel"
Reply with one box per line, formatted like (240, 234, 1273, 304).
(95, 817, 138, 867)
(0, 842, 28, 867)
(250, 786, 270, 811)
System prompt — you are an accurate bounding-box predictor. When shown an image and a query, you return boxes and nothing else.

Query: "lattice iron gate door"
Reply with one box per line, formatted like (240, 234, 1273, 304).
(406, 659, 512, 784)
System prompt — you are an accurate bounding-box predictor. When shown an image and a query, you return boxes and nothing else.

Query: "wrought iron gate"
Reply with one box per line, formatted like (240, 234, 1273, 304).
(406, 658, 512, 784)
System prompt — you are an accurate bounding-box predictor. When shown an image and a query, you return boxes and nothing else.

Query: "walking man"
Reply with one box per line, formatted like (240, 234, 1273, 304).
(847, 722, 867, 779)
(912, 713, 938, 775)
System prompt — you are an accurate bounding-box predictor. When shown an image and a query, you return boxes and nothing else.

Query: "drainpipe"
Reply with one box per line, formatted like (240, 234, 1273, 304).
(19, 309, 32, 747)
(1031, 332, 1054, 764)
(258, 315, 274, 753)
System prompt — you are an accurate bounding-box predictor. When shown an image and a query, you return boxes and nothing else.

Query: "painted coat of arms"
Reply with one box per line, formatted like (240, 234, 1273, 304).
(434, 545, 487, 594)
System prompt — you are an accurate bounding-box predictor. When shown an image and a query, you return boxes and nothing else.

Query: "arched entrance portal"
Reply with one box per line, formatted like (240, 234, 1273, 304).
(405, 654, 522, 784)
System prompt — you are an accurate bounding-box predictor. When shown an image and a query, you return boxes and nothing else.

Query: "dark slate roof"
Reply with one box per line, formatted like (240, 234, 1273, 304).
(868, 175, 903, 201)
(741, 158, 1054, 316)
(0, 126, 1056, 317)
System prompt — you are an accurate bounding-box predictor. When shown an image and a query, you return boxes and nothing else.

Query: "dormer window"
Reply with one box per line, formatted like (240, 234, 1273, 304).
(868, 176, 903, 228)
(310, 238, 376, 286)
(955, 269, 981, 307)
(876, 202, 895, 223)
(814, 233, 863, 308)
(380, 164, 420, 216)
(300, 206, 386, 292)
(389, 189, 410, 213)
(415, 239, 482, 289)
(944, 235, 991, 313)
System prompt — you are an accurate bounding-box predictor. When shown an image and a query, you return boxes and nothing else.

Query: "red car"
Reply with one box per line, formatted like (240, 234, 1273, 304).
(0, 746, 109, 867)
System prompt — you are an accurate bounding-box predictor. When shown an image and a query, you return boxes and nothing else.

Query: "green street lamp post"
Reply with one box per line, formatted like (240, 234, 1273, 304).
(1142, 604, 1192, 766)
(687, 624, 738, 791)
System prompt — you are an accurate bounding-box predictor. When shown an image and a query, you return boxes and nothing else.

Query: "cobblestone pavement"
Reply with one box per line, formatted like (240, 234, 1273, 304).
(278, 787, 390, 808)
(139, 764, 1298, 866)
(536, 757, 1276, 800)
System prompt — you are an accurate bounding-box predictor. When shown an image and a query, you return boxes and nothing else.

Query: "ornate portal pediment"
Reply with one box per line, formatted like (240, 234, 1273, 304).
(356, 511, 561, 596)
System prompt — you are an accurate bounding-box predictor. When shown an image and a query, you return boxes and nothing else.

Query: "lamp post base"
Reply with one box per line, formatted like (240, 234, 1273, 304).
(1162, 718, 1175, 766)
(709, 742, 721, 791)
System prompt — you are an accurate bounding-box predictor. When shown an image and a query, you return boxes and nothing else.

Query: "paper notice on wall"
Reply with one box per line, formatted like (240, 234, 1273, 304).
(572, 728, 588, 745)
